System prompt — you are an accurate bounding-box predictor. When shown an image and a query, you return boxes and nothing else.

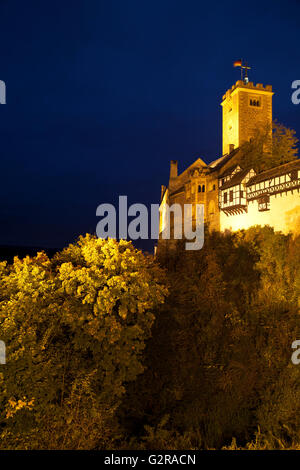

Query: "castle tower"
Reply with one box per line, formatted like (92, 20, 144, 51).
(221, 80, 274, 155)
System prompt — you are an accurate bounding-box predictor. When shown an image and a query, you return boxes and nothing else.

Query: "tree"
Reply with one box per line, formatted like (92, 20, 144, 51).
(0, 236, 167, 449)
(239, 121, 298, 172)
(121, 229, 300, 450)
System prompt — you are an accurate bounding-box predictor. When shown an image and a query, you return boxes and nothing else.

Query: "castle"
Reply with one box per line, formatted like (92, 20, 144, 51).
(159, 78, 300, 242)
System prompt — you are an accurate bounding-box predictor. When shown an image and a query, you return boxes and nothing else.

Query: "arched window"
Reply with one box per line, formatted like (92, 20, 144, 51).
(250, 98, 261, 107)
(202, 185, 205, 192)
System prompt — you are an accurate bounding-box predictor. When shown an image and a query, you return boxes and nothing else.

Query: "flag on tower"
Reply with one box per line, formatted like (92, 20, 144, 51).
(233, 59, 242, 67)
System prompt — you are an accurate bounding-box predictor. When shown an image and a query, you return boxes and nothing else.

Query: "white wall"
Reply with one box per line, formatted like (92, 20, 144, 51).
(220, 190, 300, 234)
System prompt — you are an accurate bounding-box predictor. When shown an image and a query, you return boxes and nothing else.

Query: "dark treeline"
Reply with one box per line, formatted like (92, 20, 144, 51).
(120, 227, 300, 450)
(0, 228, 299, 449)
(0, 245, 59, 263)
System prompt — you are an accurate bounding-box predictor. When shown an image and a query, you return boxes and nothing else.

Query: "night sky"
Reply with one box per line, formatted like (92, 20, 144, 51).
(0, 0, 299, 250)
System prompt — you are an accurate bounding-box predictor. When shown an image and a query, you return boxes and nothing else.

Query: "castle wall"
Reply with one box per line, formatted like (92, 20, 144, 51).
(159, 80, 300, 245)
(222, 91, 239, 156)
(238, 89, 272, 150)
(206, 176, 220, 231)
(222, 81, 273, 155)
(220, 190, 300, 234)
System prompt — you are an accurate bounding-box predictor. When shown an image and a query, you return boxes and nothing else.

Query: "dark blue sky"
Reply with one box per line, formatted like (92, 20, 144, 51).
(0, 0, 299, 249)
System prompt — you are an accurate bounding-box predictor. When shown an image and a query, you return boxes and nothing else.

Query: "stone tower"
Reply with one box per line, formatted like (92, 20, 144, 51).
(221, 80, 274, 156)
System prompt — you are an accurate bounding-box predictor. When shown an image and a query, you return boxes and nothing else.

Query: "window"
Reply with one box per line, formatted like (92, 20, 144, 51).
(258, 195, 270, 212)
(240, 190, 244, 199)
(213, 184, 216, 191)
(197, 184, 205, 193)
(224, 192, 227, 204)
(229, 190, 233, 202)
(250, 98, 261, 107)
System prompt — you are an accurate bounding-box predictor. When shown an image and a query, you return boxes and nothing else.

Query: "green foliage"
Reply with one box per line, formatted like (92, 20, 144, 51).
(272, 121, 299, 166)
(121, 228, 300, 449)
(0, 236, 167, 449)
(1, 229, 300, 449)
(238, 121, 298, 172)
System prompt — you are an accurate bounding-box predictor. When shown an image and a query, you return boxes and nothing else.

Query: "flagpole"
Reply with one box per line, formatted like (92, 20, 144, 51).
(233, 59, 251, 82)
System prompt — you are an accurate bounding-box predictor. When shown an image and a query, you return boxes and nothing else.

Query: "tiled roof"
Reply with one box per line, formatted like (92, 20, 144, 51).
(208, 154, 228, 168)
(209, 148, 240, 172)
(219, 164, 240, 178)
(246, 159, 300, 186)
(220, 169, 251, 190)
(170, 186, 185, 196)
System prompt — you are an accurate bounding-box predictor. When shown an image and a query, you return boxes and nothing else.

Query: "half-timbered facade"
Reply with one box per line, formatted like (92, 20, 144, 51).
(219, 166, 256, 216)
(158, 78, 300, 246)
(220, 159, 300, 234)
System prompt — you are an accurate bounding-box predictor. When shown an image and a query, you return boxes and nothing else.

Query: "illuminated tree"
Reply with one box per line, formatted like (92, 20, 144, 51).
(239, 121, 298, 172)
(0, 236, 167, 449)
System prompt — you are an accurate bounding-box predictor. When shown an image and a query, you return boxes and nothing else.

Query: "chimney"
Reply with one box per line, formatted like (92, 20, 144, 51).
(169, 160, 178, 190)
(229, 144, 235, 154)
(170, 160, 178, 178)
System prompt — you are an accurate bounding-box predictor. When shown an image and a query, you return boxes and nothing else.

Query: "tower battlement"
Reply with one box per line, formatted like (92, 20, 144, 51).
(158, 74, 300, 252)
(221, 80, 274, 156)
(222, 80, 273, 101)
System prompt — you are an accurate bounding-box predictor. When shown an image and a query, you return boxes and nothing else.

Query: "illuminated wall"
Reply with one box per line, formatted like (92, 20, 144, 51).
(220, 190, 300, 234)
(159, 79, 299, 246)
(221, 81, 273, 156)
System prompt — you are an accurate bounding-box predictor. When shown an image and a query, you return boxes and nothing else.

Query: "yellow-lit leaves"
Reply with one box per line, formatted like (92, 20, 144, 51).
(0, 236, 168, 448)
